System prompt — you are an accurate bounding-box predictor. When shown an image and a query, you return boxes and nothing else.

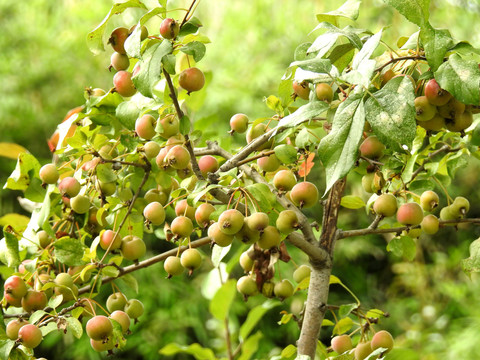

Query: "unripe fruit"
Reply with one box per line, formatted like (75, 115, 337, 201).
(98, 181, 116, 196)
(157, 115, 180, 138)
(208, 222, 234, 247)
(173, 200, 195, 221)
(86, 315, 113, 341)
(109, 27, 129, 54)
(293, 81, 310, 100)
(397, 202, 424, 226)
(257, 154, 281, 172)
(54, 272, 74, 288)
(180, 248, 202, 271)
(21, 290, 47, 313)
(230, 113, 249, 133)
(4, 291, 22, 307)
(117, 187, 134, 202)
(373, 193, 397, 217)
(98, 144, 118, 159)
(171, 216, 194, 238)
(440, 205, 457, 221)
(144, 189, 168, 205)
(90, 337, 115, 352)
(362, 173, 375, 193)
(164, 256, 184, 276)
(54, 273, 78, 302)
(446, 111, 473, 132)
(165, 145, 191, 169)
(39, 164, 59, 184)
(425, 79, 452, 106)
(451, 196, 470, 217)
(276, 210, 298, 234)
(418, 114, 445, 131)
(58, 177, 81, 198)
(331, 334, 353, 354)
(106, 292, 127, 313)
(124, 299, 144, 319)
(239, 251, 254, 272)
(135, 114, 156, 140)
(258, 225, 281, 249)
(381, 69, 396, 86)
(354, 341, 373, 360)
(315, 83, 334, 102)
(195, 203, 215, 228)
(143, 201, 166, 225)
(438, 98, 465, 119)
(218, 209, 244, 235)
(293, 264, 311, 283)
(121, 235, 146, 261)
(414, 96, 436, 121)
(110, 310, 130, 333)
(420, 190, 439, 212)
(37, 230, 51, 248)
(6, 318, 28, 340)
(129, 24, 148, 40)
(159, 18, 180, 39)
(246, 123, 273, 150)
(359, 136, 385, 159)
(262, 281, 275, 298)
(246, 212, 270, 232)
(198, 155, 219, 178)
(179, 67, 205, 93)
(290, 182, 319, 208)
(236, 276, 258, 296)
(18, 324, 43, 348)
(110, 52, 130, 71)
(273, 170, 297, 191)
(274, 279, 294, 300)
(421, 214, 439, 235)
(113, 71, 136, 97)
(371, 330, 394, 352)
(70, 194, 90, 214)
(4, 275, 28, 299)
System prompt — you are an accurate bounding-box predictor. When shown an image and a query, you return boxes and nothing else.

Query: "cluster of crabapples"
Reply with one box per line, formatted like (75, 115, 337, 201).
(330, 330, 394, 360)
(108, 18, 205, 98)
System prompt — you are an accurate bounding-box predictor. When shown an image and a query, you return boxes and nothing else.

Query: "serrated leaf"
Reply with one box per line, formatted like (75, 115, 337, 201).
(365, 76, 416, 152)
(159, 343, 216, 360)
(209, 279, 236, 321)
(295, 276, 310, 291)
(309, 23, 362, 57)
(0, 339, 15, 360)
(276, 101, 329, 132)
(119, 273, 138, 293)
(333, 317, 353, 335)
(4, 152, 41, 192)
(162, 54, 176, 75)
(3, 231, 20, 268)
(133, 41, 173, 98)
(316, 0, 361, 25)
(40, 322, 57, 337)
(274, 144, 297, 164)
(322, 319, 335, 326)
(383, 0, 430, 27)
(462, 237, 480, 276)
(86, 0, 147, 55)
(366, 308, 385, 319)
(435, 53, 480, 105)
(48, 295, 63, 310)
(211, 245, 231, 268)
(95, 163, 117, 183)
(339, 303, 358, 318)
(29, 310, 48, 325)
(66, 317, 83, 339)
(420, 24, 454, 72)
(387, 236, 416, 261)
(116, 94, 155, 129)
(54, 237, 87, 267)
(180, 41, 206, 62)
(290, 58, 334, 75)
(281, 344, 297, 358)
(318, 92, 365, 194)
(0, 143, 27, 160)
(340, 196, 365, 209)
(102, 266, 120, 278)
(245, 183, 277, 213)
(178, 17, 203, 37)
(239, 331, 263, 360)
(239, 299, 280, 341)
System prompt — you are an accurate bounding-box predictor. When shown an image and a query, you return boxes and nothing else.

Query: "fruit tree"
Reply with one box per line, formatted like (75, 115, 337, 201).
(2, 0, 480, 359)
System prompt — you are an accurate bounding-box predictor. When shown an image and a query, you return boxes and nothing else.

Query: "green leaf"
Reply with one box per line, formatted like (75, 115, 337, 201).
(48, 295, 63, 310)
(328, 43, 356, 72)
(383, 348, 420, 360)
(245, 183, 277, 213)
(290, 58, 334, 75)
(0, 339, 15, 360)
(276, 101, 329, 131)
(309, 23, 362, 57)
(274, 144, 298, 164)
(179, 115, 191, 135)
(435, 53, 480, 105)
(86, 0, 148, 55)
(102, 266, 120, 278)
(365, 76, 416, 152)
(462, 237, 480, 276)
(4, 152, 41, 192)
(116, 94, 155, 129)
(159, 343, 216, 360)
(54, 237, 87, 267)
(318, 91, 365, 194)
(339, 303, 358, 317)
(239, 331, 263, 360)
(211, 245, 231, 268)
(181, 41, 206, 62)
(281, 344, 297, 358)
(239, 299, 280, 341)
(420, 24, 454, 72)
(66, 317, 83, 339)
(366, 308, 385, 319)
(332, 317, 353, 335)
(316, 0, 361, 25)
(40, 322, 58, 337)
(383, 0, 430, 27)
(119, 273, 139, 293)
(209, 279, 236, 321)
(96, 164, 117, 183)
(340, 196, 365, 209)
(322, 319, 335, 326)
(387, 236, 416, 261)
(179, 17, 203, 37)
(3, 230, 20, 268)
(162, 54, 176, 75)
(133, 41, 173, 98)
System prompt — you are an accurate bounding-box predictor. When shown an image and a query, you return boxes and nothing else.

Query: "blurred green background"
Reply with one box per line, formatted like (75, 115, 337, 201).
(2, 0, 480, 359)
